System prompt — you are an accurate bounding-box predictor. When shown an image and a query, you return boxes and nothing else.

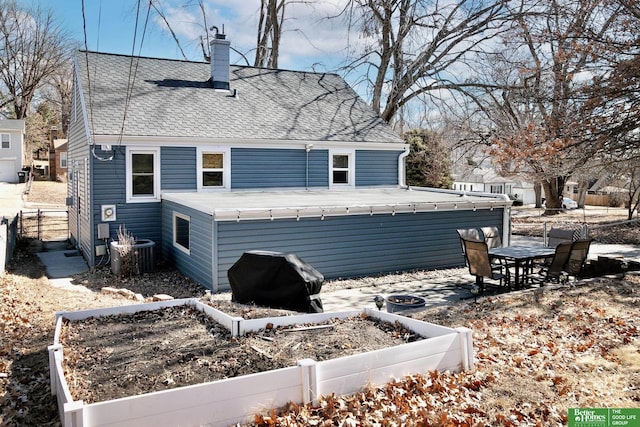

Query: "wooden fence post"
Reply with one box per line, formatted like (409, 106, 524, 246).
(37, 209, 42, 241)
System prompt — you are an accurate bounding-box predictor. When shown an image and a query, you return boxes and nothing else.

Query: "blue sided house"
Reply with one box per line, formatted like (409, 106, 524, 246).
(66, 31, 511, 292)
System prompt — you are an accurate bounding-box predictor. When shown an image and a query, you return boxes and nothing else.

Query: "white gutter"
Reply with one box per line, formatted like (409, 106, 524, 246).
(408, 186, 512, 202)
(208, 199, 509, 222)
(162, 188, 512, 222)
(92, 135, 408, 151)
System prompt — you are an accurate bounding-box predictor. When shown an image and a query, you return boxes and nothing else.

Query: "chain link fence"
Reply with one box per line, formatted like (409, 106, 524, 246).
(511, 206, 640, 245)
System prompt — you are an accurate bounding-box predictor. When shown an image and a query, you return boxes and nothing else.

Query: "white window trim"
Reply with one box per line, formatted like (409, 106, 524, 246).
(126, 147, 160, 203)
(60, 152, 68, 169)
(329, 149, 355, 188)
(197, 146, 230, 191)
(173, 212, 191, 255)
(1, 133, 10, 149)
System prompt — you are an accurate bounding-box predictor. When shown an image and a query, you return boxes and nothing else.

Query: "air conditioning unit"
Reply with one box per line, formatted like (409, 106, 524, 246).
(101, 204, 116, 222)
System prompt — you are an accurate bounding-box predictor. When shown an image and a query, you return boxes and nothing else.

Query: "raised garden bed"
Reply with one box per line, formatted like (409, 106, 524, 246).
(49, 299, 473, 427)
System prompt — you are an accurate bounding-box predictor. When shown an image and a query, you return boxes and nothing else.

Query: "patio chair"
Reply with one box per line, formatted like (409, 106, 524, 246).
(530, 242, 573, 285)
(456, 228, 482, 257)
(462, 239, 508, 292)
(480, 226, 502, 249)
(564, 239, 592, 279)
(547, 228, 576, 248)
(457, 228, 482, 242)
(479, 225, 517, 272)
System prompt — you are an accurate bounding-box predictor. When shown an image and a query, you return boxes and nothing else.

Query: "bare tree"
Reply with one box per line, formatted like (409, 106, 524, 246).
(151, 0, 290, 67)
(255, 0, 286, 68)
(579, 0, 640, 155)
(150, 0, 189, 60)
(338, 0, 516, 124)
(25, 101, 57, 161)
(467, 0, 625, 213)
(0, 0, 70, 119)
(43, 62, 73, 136)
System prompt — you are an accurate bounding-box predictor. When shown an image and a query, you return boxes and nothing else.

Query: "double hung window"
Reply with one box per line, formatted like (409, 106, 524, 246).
(197, 147, 230, 190)
(329, 150, 355, 188)
(126, 148, 160, 202)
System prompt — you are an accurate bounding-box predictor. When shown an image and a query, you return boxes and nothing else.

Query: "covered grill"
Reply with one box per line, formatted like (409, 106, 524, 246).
(227, 250, 324, 313)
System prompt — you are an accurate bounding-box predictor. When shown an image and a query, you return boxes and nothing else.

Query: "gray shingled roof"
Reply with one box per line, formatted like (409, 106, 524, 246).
(76, 51, 404, 144)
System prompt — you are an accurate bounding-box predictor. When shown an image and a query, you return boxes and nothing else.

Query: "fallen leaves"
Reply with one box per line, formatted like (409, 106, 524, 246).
(1, 245, 639, 427)
(247, 277, 639, 426)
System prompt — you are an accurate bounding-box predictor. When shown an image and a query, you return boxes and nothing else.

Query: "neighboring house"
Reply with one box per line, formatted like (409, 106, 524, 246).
(67, 32, 511, 291)
(452, 167, 536, 205)
(51, 139, 68, 182)
(0, 119, 25, 183)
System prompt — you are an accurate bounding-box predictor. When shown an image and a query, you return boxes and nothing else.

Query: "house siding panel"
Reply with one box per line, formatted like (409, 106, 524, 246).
(91, 145, 162, 259)
(214, 208, 504, 289)
(162, 146, 196, 190)
(66, 76, 92, 262)
(356, 150, 401, 186)
(162, 200, 213, 289)
(231, 148, 328, 189)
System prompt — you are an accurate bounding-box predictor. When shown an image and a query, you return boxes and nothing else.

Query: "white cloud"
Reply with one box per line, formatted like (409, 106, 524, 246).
(151, 0, 356, 71)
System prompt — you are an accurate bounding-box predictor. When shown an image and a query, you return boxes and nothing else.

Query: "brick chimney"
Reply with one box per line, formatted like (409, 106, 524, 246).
(210, 29, 230, 90)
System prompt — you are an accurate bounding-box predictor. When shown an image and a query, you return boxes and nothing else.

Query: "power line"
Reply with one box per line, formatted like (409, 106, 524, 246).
(117, 0, 152, 147)
(81, 0, 113, 162)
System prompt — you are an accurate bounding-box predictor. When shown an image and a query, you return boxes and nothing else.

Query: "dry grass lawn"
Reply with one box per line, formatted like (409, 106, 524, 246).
(250, 278, 639, 426)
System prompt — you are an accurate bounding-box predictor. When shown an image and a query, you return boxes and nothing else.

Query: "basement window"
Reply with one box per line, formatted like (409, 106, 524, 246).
(173, 212, 190, 254)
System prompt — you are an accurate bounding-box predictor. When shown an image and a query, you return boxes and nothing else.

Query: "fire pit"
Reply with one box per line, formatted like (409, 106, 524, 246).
(385, 295, 427, 313)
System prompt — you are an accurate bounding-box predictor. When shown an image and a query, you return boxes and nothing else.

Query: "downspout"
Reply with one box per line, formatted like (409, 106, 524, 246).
(397, 146, 410, 187)
(503, 201, 512, 246)
(305, 144, 313, 190)
(211, 213, 218, 292)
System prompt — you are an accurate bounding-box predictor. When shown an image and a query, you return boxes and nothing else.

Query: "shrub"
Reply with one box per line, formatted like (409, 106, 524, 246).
(115, 225, 138, 277)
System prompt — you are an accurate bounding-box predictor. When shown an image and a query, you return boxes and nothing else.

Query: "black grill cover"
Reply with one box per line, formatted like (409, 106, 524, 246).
(227, 250, 324, 313)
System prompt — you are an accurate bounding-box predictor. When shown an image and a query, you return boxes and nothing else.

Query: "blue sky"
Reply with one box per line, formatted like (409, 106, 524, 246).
(18, 0, 356, 73)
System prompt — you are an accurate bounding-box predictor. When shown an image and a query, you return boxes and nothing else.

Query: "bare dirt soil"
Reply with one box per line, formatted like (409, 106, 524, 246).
(61, 307, 421, 404)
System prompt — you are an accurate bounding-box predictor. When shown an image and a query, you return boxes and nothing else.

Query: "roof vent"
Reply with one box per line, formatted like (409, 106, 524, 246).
(209, 26, 230, 90)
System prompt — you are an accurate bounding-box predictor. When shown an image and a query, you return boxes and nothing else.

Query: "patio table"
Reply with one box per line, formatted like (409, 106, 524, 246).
(489, 246, 555, 288)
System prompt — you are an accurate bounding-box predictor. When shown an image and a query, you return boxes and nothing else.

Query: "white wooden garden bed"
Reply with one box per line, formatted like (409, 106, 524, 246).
(49, 298, 473, 427)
